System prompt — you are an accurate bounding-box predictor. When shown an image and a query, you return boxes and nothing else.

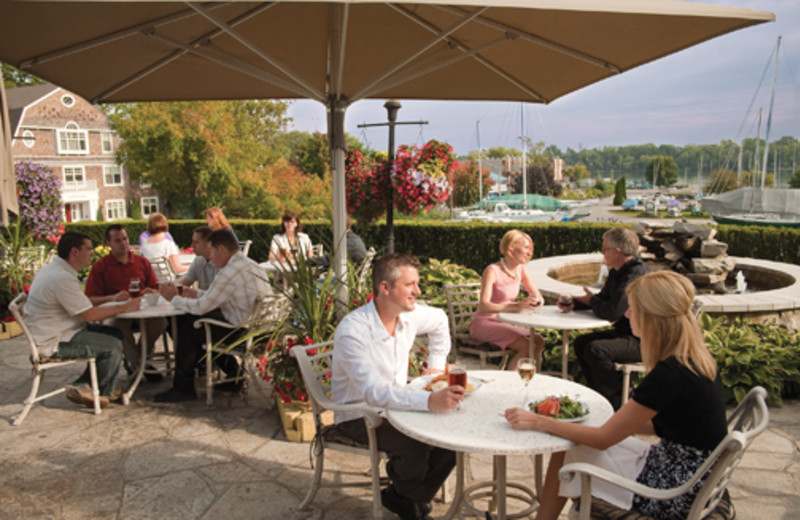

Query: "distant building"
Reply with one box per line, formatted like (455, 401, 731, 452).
(8, 84, 159, 222)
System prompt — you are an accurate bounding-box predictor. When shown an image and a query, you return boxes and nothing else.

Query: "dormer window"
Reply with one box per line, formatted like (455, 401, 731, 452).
(57, 122, 88, 155)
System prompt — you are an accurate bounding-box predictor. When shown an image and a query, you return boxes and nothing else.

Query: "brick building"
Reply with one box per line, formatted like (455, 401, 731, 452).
(8, 83, 159, 222)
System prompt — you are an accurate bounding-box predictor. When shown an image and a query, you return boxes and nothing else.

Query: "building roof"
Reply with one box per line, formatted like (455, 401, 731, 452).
(5, 83, 59, 134)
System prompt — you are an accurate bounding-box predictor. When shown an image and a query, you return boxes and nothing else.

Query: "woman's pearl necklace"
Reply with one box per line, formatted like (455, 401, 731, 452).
(499, 258, 519, 280)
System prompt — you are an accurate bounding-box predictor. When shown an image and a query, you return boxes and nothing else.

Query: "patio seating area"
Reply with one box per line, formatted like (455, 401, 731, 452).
(1, 333, 798, 519)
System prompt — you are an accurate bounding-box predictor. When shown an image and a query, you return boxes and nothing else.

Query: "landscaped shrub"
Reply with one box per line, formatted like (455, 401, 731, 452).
(15, 162, 62, 239)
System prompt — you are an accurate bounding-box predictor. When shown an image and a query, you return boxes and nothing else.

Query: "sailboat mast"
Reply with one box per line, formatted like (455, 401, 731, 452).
(521, 103, 527, 209)
(761, 35, 781, 189)
(737, 140, 744, 186)
(477, 121, 483, 204)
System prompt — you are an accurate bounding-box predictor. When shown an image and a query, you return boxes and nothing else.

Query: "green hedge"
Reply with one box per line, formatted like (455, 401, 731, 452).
(66, 220, 800, 268)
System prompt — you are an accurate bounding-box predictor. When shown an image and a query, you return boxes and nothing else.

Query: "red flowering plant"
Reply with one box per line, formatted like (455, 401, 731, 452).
(345, 139, 456, 223)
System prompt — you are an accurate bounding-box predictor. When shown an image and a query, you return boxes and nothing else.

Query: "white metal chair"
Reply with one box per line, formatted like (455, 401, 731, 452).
(311, 243, 324, 258)
(237, 240, 252, 257)
(8, 293, 102, 425)
(195, 293, 291, 405)
(562, 386, 769, 520)
(355, 247, 377, 293)
(443, 283, 512, 369)
(148, 256, 175, 284)
(290, 341, 387, 520)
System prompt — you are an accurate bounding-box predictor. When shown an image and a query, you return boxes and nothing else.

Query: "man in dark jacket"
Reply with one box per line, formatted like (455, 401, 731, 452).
(559, 227, 647, 409)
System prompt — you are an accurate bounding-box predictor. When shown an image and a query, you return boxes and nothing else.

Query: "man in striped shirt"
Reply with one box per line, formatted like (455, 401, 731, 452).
(154, 230, 271, 402)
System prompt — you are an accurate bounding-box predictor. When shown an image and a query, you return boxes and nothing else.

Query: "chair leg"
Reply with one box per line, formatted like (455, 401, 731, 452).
(367, 428, 383, 520)
(206, 341, 214, 406)
(620, 367, 631, 406)
(88, 358, 102, 415)
(299, 438, 326, 510)
(479, 351, 488, 370)
(13, 369, 43, 426)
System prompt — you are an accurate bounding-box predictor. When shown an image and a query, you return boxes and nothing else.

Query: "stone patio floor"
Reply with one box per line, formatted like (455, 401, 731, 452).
(1, 333, 798, 520)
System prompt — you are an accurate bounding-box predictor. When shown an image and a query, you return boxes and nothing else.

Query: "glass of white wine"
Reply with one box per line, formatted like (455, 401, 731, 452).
(517, 357, 536, 405)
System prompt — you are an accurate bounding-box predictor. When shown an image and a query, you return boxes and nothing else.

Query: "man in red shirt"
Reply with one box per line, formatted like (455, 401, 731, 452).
(85, 225, 166, 382)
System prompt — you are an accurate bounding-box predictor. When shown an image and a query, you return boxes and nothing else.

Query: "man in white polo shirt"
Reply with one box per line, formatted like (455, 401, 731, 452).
(24, 232, 141, 408)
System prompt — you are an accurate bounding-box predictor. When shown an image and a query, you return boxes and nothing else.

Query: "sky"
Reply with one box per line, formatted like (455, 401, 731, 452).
(285, 0, 799, 156)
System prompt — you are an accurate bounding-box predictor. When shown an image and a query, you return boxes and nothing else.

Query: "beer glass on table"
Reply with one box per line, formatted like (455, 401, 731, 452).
(448, 363, 467, 410)
(128, 277, 141, 298)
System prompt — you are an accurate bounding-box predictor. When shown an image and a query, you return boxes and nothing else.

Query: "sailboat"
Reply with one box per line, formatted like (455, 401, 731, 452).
(703, 36, 800, 227)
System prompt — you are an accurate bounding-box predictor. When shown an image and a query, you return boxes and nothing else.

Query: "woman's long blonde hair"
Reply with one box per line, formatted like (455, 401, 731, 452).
(499, 229, 534, 260)
(627, 271, 716, 381)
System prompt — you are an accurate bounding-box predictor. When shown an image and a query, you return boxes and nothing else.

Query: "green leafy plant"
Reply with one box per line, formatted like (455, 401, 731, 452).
(418, 258, 480, 307)
(701, 313, 800, 404)
(0, 220, 34, 319)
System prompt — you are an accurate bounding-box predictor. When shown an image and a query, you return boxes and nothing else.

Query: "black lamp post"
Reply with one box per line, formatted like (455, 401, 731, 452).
(384, 100, 401, 254)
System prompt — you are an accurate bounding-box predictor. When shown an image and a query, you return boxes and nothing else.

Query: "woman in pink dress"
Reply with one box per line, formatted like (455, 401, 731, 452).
(470, 229, 545, 370)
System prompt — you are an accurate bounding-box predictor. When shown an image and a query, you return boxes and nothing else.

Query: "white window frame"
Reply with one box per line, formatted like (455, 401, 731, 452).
(141, 196, 159, 217)
(103, 165, 123, 187)
(105, 199, 127, 221)
(67, 202, 90, 222)
(63, 165, 86, 188)
(101, 133, 114, 154)
(57, 122, 88, 155)
(22, 130, 35, 148)
(61, 94, 75, 107)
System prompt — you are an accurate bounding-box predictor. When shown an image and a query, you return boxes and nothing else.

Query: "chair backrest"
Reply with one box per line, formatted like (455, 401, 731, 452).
(249, 293, 292, 329)
(356, 247, 377, 292)
(149, 256, 175, 283)
(238, 240, 252, 257)
(8, 293, 42, 363)
(443, 283, 481, 341)
(19, 245, 46, 273)
(687, 386, 769, 519)
(290, 341, 335, 429)
(311, 243, 324, 258)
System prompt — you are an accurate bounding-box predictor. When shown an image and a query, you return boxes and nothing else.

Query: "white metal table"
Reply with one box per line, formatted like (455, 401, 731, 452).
(498, 306, 610, 378)
(113, 298, 186, 404)
(387, 372, 613, 520)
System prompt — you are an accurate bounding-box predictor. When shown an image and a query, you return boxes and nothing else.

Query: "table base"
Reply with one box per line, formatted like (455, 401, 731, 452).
(442, 453, 541, 520)
(122, 314, 179, 405)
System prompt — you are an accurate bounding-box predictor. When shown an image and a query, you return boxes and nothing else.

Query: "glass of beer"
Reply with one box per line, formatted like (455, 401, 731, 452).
(128, 277, 141, 298)
(517, 357, 536, 404)
(448, 364, 467, 388)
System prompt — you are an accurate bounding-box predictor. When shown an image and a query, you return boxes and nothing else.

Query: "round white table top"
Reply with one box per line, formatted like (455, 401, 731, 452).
(498, 305, 610, 331)
(110, 298, 186, 319)
(387, 372, 613, 456)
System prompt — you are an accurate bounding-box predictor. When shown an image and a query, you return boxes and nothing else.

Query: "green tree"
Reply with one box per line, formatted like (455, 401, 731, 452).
(510, 163, 562, 197)
(705, 168, 738, 194)
(2, 63, 44, 88)
(646, 155, 678, 187)
(108, 100, 289, 217)
(613, 177, 627, 205)
(452, 161, 493, 207)
(789, 169, 800, 189)
(486, 146, 521, 159)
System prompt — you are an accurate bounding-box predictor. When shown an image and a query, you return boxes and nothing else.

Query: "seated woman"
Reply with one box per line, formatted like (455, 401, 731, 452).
(469, 229, 544, 370)
(140, 212, 188, 275)
(505, 271, 727, 520)
(204, 206, 239, 242)
(268, 211, 313, 262)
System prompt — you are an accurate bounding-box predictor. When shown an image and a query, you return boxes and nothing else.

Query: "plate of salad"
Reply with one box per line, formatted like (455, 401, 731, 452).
(527, 395, 589, 422)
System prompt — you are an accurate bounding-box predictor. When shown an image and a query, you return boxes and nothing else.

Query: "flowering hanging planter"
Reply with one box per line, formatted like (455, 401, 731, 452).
(346, 139, 456, 223)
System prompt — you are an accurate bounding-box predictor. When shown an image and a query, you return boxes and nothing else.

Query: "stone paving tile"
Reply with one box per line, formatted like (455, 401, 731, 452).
(2, 334, 799, 520)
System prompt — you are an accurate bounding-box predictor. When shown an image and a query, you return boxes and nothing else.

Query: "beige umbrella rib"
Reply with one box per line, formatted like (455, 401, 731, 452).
(439, 5, 622, 74)
(327, 4, 349, 102)
(350, 5, 487, 101)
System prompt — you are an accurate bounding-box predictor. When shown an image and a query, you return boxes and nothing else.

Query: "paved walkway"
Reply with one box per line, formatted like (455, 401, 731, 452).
(1, 334, 798, 520)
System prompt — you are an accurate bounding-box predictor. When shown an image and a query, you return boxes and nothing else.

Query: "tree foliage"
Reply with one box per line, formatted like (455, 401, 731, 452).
(646, 155, 678, 187)
(790, 169, 800, 189)
(705, 168, 739, 194)
(509, 163, 562, 197)
(108, 100, 289, 218)
(1, 63, 44, 88)
(452, 161, 494, 207)
(613, 177, 627, 205)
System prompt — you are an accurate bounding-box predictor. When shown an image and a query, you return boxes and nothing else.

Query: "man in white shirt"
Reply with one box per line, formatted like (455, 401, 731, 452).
(155, 230, 271, 402)
(23, 232, 141, 408)
(179, 225, 218, 292)
(331, 254, 463, 520)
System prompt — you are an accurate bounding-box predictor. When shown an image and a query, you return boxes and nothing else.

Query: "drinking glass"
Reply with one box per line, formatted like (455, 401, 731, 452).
(448, 364, 467, 410)
(517, 357, 535, 405)
(557, 293, 573, 313)
(128, 277, 141, 298)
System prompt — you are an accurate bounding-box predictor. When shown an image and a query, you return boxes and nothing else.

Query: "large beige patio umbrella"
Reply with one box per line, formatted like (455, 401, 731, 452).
(0, 0, 774, 279)
(0, 81, 19, 227)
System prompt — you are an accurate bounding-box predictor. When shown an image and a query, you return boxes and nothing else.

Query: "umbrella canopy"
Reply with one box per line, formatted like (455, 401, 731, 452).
(0, 0, 774, 277)
(0, 82, 19, 227)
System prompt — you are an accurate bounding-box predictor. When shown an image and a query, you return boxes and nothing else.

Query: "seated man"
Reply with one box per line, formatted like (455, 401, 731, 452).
(155, 230, 272, 402)
(179, 225, 218, 293)
(23, 232, 141, 408)
(331, 253, 464, 520)
(85, 224, 166, 382)
(560, 227, 647, 409)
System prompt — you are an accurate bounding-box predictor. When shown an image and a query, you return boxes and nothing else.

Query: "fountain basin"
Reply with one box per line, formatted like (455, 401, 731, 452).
(526, 254, 800, 330)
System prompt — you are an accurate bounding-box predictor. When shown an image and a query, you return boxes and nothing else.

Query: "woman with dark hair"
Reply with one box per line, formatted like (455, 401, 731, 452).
(204, 206, 238, 242)
(140, 212, 187, 274)
(505, 271, 726, 520)
(268, 211, 313, 262)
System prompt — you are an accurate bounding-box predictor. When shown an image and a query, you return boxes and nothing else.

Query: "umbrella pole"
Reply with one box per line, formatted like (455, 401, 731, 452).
(329, 97, 348, 307)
